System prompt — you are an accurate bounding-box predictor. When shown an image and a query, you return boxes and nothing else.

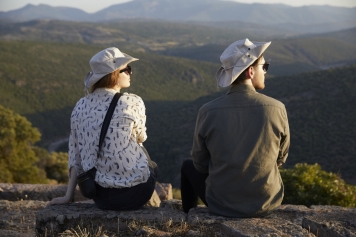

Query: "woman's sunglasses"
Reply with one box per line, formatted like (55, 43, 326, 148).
(258, 62, 270, 72)
(119, 65, 132, 74)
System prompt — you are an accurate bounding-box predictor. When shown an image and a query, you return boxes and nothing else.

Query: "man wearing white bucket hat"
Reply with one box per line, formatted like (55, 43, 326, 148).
(48, 47, 158, 210)
(181, 39, 290, 217)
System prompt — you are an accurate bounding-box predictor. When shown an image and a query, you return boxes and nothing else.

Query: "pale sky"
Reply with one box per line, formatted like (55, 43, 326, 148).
(0, 0, 355, 13)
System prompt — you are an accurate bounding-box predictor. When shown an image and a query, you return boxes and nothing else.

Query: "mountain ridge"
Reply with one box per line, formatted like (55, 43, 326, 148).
(1, 20, 355, 75)
(1, 0, 355, 34)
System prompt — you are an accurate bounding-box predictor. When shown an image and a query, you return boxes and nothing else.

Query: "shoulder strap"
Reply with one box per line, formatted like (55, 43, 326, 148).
(98, 93, 122, 154)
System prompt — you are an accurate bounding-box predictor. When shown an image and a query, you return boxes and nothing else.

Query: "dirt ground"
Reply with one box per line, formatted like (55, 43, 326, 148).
(0, 200, 47, 237)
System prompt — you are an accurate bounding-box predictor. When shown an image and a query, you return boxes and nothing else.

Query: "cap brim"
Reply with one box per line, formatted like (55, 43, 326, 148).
(216, 65, 250, 88)
(84, 56, 138, 89)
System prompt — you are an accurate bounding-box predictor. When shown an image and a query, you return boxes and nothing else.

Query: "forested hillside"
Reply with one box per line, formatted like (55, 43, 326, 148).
(1, 20, 355, 78)
(0, 29, 355, 186)
(0, 40, 221, 145)
(143, 65, 356, 186)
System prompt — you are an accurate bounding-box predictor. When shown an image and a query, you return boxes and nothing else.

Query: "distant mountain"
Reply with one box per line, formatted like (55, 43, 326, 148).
(1, 0, 355, 34)
(0, 4, 89, 22)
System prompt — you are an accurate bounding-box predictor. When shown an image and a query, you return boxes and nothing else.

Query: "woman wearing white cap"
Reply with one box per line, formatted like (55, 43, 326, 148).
(47, 47, 157, 210)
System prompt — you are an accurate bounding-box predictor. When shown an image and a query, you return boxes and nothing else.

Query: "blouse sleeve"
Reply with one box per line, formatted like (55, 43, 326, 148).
(68, 104, 84, 176)
(133, 96, 147, 143)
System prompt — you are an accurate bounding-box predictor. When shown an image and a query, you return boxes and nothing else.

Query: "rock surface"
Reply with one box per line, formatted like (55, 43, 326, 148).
(155, 183, 173, 201)
(36, 202, 186, 236)
(32, 200, 356, 236)
(303, 205, 356, 237)
(145, 190, 161, 207)
(1, 184, 356, 236)
(0, 200, 47, 237)
(0, 183, 173, 203)
(0, 183, 86, 202)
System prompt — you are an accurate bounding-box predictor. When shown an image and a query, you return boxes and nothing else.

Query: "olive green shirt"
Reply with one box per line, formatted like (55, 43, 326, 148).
(192, 84, 290, 218)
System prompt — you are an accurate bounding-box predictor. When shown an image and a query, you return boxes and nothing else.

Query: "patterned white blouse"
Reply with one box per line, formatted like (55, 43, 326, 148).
(68, 88, 150, 188)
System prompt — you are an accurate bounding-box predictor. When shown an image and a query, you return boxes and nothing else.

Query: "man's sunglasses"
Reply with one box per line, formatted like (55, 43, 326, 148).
(258, 62, 270, 72)
(119, 65, 132, 74)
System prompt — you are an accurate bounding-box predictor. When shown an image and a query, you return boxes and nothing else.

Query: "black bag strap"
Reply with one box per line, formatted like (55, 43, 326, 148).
(98, 92, 122, 155)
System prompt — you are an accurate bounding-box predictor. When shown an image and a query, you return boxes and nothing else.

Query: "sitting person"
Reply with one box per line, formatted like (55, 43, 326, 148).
(181, 39, 290, 217)
(48, 47, 157, 210)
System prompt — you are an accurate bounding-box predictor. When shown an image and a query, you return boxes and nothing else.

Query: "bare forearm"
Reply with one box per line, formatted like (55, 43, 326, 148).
(47, 167, 77, 206)
(66, 167, 77, 200)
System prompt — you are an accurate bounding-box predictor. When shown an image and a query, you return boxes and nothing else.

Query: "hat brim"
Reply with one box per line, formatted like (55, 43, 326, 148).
(216, 41, 271, 88)
(84, 54, 138, 89)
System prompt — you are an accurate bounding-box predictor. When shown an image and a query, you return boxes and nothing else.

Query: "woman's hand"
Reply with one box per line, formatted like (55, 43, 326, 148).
(46, 167, 78, 207)
(46, 196, 72, 206)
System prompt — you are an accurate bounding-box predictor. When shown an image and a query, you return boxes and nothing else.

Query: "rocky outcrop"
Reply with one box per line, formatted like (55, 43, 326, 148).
(36, 201, 186, 236)
(155, 183, 173, 201)
(0, 183, 172, 204)
(0, 183, 86, 202)
(0, 200, 47, 237)
(33, 200, 356, 237)
(1, 184, 355, 236)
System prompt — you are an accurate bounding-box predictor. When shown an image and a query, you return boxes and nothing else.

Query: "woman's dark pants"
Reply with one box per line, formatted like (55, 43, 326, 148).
(93, 149, 158, 211)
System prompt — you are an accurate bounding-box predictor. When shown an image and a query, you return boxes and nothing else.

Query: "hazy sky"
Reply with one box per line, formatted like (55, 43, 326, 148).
(1, 0, 355, 13)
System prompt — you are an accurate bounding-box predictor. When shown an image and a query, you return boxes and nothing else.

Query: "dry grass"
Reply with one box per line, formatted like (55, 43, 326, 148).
(59, 225, 109, 237)
(50, 217, 220, 237)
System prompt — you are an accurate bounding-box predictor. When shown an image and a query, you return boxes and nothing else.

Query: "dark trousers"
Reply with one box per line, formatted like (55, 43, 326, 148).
(180, 159, 209, 213)
(94, 147, 158, 211)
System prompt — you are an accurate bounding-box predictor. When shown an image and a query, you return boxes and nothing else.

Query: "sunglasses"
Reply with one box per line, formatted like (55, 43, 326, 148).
(258, 62, 270, 72)
(119, 65, 132, 74)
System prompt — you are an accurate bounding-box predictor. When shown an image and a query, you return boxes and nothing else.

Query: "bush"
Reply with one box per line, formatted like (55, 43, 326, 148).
(0, 105, 47, 183)
(35, 147, 69, 184)
(280, 163, 356, 207)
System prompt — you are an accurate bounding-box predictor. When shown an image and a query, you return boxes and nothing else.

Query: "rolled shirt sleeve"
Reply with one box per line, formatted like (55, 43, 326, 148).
(133, 97, 147, 143)
(191, 111, 210, 173)
(68, 102, 84, 176)
(277, 108, 290, 165)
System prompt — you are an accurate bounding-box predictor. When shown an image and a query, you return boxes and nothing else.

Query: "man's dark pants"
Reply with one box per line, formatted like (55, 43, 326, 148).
(180, 159, 209, 213)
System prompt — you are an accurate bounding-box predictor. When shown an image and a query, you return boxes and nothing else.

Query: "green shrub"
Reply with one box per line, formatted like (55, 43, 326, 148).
(280, 163, 356, 207)
(172, 188, 182, 200)
(0, 105, 47, 183)
(35, 147, 69, 184)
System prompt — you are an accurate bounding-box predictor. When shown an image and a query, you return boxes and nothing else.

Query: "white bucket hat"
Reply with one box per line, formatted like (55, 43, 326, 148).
(84, 47, 138, 89)
(216, 39, 271, 88)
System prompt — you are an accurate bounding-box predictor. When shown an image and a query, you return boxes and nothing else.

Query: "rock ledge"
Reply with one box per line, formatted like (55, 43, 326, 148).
(35, 200, 356, 237)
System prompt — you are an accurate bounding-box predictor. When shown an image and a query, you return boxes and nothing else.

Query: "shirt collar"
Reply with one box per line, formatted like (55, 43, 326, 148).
(226, 84, 256, 95)
(92, 87, 119, 95)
